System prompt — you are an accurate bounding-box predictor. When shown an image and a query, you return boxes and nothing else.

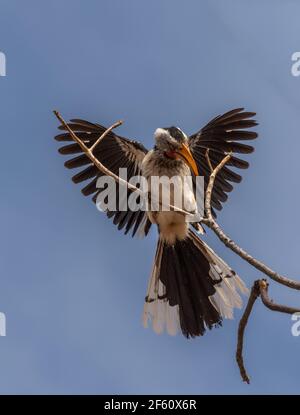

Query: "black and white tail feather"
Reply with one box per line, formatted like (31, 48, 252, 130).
(143, 231, 248, 338)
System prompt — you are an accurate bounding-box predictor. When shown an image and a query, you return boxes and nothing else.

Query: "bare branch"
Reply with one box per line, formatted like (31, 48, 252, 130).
(258, 279, 300, 314)
(236, 280, 260, 384)
(54, 111, 136, 191)
(205, 148, 213, 173)
(236, 279, 300, 382)
(203, 153, 300, 382)
(202, 153, 300, 290)
(203, 218, 300, 289)
(90, 120, 123, 152)
(204, 153, 232, 221)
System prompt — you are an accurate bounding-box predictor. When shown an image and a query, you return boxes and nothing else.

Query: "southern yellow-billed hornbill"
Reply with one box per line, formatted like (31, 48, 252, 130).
(55, 108, 258, 338)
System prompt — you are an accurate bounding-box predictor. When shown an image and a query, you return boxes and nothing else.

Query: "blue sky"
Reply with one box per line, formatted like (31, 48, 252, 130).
(0, 0, 300, 394)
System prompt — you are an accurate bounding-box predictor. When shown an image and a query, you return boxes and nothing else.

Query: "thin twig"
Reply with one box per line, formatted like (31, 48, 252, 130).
(204, 153, 232, 221)
(236, 280, 260, 384)
(258, 279, 300, 314)
(54, 111, 136, 191)
(90, 120, 123, 152)
(236, 278, 300, 382)
(202, 218, 300, 289)
(205, 148, 213, 172)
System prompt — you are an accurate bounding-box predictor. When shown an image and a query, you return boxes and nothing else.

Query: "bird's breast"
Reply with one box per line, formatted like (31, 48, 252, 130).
(141, 150, 197, 245)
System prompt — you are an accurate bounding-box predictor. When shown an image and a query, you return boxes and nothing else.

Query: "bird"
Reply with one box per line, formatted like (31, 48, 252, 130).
(55, 108, 258, 338)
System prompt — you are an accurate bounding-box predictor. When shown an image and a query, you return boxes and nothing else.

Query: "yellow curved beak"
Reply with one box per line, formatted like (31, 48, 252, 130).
(176, 143, 199, 176)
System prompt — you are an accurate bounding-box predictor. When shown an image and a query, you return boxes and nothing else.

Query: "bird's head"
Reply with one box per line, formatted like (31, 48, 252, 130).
(154, 127, 199, 175)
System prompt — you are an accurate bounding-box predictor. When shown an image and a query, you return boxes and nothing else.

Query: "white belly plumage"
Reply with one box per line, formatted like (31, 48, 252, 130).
(141, 149, 197, 245)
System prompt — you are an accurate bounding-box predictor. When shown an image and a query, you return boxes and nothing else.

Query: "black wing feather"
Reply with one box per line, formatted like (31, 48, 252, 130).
(55, 119, 152, 237)
(189, 108, 258, 214)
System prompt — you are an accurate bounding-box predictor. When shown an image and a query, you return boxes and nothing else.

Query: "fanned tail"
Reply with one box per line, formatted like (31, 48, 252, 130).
(143, 230, 248, 338)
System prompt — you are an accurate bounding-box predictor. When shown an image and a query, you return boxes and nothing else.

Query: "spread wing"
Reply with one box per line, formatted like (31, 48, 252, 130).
(55, 119, 152, 237)
(189, 108, 258, 216)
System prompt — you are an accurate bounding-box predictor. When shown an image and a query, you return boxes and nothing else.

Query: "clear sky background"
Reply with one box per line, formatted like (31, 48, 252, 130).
(0, 0, 300, 395)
